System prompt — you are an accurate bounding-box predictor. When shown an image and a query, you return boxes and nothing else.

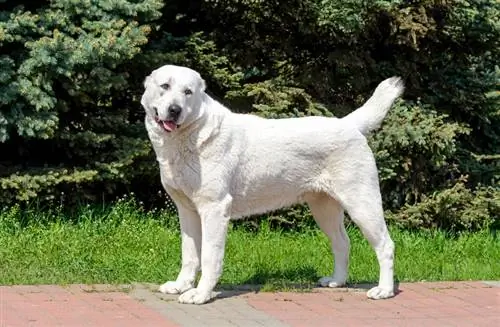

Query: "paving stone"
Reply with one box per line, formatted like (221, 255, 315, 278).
(1, 281, 498, 327)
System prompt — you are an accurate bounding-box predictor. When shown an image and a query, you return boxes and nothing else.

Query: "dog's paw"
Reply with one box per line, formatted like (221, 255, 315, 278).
(318, 276, 346, 288)
(367, 286, 394, 300)
(158, 280, 193, 294)
(178, 288, 212, 305)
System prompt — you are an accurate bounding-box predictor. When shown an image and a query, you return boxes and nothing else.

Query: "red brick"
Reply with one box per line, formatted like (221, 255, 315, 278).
(3, 282, 499, 326)
(299, 302, 340, 315)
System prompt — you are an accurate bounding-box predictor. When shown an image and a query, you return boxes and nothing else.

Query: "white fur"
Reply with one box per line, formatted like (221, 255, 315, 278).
(141, 65, 404, 304)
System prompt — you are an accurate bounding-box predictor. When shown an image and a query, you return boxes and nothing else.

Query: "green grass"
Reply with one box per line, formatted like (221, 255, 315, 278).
(1, 202, 499, 288)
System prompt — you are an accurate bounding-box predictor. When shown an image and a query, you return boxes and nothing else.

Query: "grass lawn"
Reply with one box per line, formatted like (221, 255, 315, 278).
(1, 202, 499, 288)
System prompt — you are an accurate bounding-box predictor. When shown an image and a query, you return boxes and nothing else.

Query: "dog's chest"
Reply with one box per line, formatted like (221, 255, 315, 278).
(158, 160, 180, 189)
(156, 147, 201, 193)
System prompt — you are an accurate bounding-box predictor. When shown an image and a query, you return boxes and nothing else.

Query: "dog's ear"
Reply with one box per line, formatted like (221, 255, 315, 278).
(199, 77, 206, 93)
(143, 75, 153, 89)
(141, 75, 153, 108)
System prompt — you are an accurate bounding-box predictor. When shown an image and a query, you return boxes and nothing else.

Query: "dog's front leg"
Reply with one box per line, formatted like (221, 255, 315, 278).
(159, 205, 201, 295)
(178, 194, 232, 305)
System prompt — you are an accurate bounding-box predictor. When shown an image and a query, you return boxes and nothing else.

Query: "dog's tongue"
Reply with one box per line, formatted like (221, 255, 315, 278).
(162, 121, 177, 132)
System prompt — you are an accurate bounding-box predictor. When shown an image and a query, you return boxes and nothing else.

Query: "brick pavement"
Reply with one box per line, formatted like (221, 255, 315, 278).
(1, 281, 498, 327)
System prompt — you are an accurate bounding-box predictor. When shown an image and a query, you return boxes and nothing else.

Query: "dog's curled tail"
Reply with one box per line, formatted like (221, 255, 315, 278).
(343, 77, 404, 136)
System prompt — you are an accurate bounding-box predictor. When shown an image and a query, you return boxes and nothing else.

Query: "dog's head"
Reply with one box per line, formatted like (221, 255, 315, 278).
(141, 65, 206, 133)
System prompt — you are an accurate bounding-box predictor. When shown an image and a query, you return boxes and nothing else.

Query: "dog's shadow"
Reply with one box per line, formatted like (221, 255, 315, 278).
(146, 267, 401, 303)
(213, 266, 401, 301)
(214, 266, 318, 300)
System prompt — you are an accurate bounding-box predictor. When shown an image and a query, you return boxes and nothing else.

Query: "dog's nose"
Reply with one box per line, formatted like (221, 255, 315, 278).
(168, 104, 182, 118)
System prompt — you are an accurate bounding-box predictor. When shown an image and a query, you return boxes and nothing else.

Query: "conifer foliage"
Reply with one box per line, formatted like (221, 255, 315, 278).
(1, 0, 498, 230)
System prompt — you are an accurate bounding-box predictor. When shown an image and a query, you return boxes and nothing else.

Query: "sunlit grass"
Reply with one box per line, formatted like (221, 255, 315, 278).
(1, 202, 498, 288)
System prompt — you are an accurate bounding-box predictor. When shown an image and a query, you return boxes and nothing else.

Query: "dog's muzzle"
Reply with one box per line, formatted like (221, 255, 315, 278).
(154, 104, 182, 132)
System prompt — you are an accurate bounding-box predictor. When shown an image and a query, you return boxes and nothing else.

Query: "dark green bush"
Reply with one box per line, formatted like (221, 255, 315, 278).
(0, 0, 163, 205)
(387, 181, 500, 231)
(1, 0, 498, 231)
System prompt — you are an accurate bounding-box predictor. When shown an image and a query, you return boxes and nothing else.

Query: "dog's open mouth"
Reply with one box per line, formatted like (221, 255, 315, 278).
(155, 117, 179, 132)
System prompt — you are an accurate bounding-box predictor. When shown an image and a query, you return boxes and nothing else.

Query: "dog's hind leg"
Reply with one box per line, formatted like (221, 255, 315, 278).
(323, 145, 395, 299)
(329, 178, 395, 299)
(345, 199, 394, 299)
(306, 192, 350, 288)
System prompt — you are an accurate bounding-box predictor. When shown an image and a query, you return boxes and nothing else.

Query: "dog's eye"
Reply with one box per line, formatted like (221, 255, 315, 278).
(160, 83, 170, 90)
(184, 89, 192, 95)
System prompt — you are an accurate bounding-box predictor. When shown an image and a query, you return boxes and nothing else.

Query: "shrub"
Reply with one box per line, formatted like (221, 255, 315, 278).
(0, 0, 163, 205)
(1, 0, 498, 231)
(387, 181, 500, 231)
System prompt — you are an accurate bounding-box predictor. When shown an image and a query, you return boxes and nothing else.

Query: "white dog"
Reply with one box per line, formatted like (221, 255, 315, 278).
(141, 65, 404, 304)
